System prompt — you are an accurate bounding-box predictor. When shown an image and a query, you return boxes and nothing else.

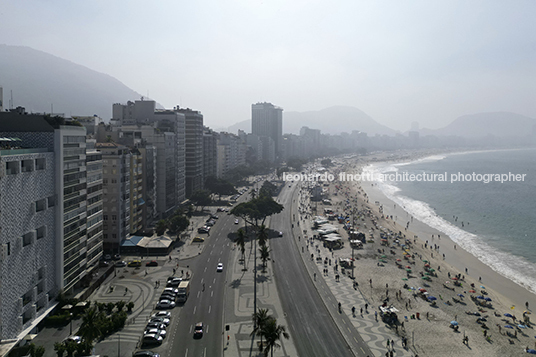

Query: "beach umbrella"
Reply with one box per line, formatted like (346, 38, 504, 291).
(381, 255, 386, 258)
(396, 259, 402, 262)
(419, 288, 427, 292)
(424, 263, 430, 267)
(450, 321, 458, 326)
(524, 311, 531, 315)
(504, 325, 514, 329)
(406, 266, 411, 269)
(424, 272, 430, 275)
(504, 313, 514, 318)
(476, 296, 485, 300)
(484, 297, 492, 302)
(457, 294, 465, 298)
(480, 286, 486, 289)
(401, 278, 408, 281)
(469, 290, 476, 293)
(422, 260, 428, 263)
(428, 296, 437, 301)
(518, 324, 527, 329)
(423, 292, 429, 295)
(406, 269, 412, 272)
(429, 268, 435, 272)
(527, 349, 536, 354)
(451, 277, 458, 280)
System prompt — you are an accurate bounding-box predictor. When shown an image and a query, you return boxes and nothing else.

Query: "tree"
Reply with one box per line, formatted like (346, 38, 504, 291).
(286, 157, 307, 171)
(261, 317, 289, 357)
(126, 302, 135, 313)
(259, 181, 277, 197)
(78, 307, 102, 343)
(168, 214, 189, 234)
(250, 308, 271, 350)
(155, 219, 167, 236)
(115, 301, 126, 312)
(257, 225, 268, 248)
(259, 245, 270, 273)
(231, 192, 284, 229)
(235, 228, 246, 270)
(189, 190, 212, 210)
(205, 176, 237, 200)
(53, 342, 66, 357)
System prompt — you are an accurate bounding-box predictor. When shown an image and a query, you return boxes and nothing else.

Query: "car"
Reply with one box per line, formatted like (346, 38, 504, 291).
(114, 260, 127, 267)
(160, 294, 176, 302)
(149, 317, 170, 326)
(146, 322, 166, 330)
(152, 311, 172, 319)
(133, 351, 160, 357)
(278, 231, 283, 237)
(146, 260, 158, 267)
(99, 260, 110, 268)
(211, 214, 218, 219)
(216, 207, 223, 212)
(142, 334, 163, 345)
(113, 254, 121, 261)
(133, 351, 159, 357)
(217, 263, 223, 272)
(234, 219, 239, 224)
(103, 254, 112, 261)
(163, 287, 179, 294)
(64, 336, 82, 344)
(193, 322, 203, 338)
(205, 220, 215, 226)
(192, 237, 205, 243)
(128, 260, 142, 267)
(197, 227, 210, 234)
(156, 300, 176, 309)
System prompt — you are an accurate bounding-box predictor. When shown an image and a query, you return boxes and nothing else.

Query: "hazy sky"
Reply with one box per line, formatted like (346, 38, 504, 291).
(1, 0, 535, 131)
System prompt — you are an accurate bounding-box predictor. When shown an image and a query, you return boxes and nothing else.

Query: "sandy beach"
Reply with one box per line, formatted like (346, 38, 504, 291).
(306, 151, 536, 356)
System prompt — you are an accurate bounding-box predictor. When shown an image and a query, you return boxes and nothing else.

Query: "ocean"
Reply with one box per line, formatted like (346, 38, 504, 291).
(362, 148, 536, 295)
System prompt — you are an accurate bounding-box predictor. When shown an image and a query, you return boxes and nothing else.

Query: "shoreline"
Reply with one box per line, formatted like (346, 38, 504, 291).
(356, 150, 536, 312)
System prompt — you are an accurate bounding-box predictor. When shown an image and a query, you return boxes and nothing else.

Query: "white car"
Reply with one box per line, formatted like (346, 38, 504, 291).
(217, 263, 224, 272)
(142, 334, 163, 345)
(152, 311, 172, 319)
(144, 328, 166, 339)
(150, 317, 171, 326)
(156, 300, 176, 309)
(234, 219, 239, 224)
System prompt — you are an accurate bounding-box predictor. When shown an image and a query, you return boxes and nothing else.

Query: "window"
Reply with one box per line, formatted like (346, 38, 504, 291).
(112, 215, 117, 221)
(36, 226, 46, 239)
(103, 215, 108, 221)
(103, 234, 108, 239)
(35, 158, 46, 170)
(48, 196, 56, 208)
(22, 159, 34, 172)
(35, 199, 47, 212)
(6, 161, 19, 175)
(23, 232, 34, 247)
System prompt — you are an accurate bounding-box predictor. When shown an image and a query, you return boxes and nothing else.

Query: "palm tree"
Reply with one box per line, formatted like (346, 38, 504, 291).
(78, 307, 102, 343)
(261, 318, 289, 357)
(259, 245, 270, 273)
(257, 224, 268, 248)
(236, 228, 247, 270)
(250, 308, 271, 350)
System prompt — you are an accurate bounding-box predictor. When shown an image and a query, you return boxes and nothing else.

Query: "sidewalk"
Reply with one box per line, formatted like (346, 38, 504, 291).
(223, 231, 298, 357)
(291, 183, 415, 357)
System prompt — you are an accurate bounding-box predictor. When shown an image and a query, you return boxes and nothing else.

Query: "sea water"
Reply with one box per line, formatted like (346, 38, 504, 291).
(362, 148, 536, 294)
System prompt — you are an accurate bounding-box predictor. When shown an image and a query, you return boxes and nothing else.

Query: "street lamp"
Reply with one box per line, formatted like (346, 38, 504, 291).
(69, 312, 73, 335)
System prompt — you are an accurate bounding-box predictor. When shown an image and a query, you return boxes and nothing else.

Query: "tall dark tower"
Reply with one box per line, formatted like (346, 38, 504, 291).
(251, 102, 283, 161)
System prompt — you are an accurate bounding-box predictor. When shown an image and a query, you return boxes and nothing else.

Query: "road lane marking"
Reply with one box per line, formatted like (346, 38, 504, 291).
(204, 267, 207, 272)
(193, 306, 196, 314)
(213, 278, 216, 284)
(184, 348, 188, 357)
(208, 305, 211, 313)
(197, 291, 200, 298)
(201, 278, 204, 283)
(211, 291, 213, 297)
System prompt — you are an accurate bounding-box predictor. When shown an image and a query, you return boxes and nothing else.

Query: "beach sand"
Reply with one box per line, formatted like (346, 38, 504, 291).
(311, 152, 536, 356)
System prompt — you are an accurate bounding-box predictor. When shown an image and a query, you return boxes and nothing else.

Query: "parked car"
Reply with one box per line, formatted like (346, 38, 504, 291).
(149, 317, 170, 326)
(142, 334, 163, 345)
(64, 336, 81, 344)
(113, 254, 121, 260)
(146, 260, 158, 267)
(128, 260, 142, 267)
(133, 351, 159, 357)
(103, 254, 112, 261)
(160, 294, 176, 302)
(146, 322, 166, 330)
(99, 260, 110, 268)
(152, 311, 171, 319)
(144, 328, 166, 339)
(192, 237, 205, 243)
(114, 261, 127, 267)
(156, 300, 176, 309)
(193, 322, 203, 338)
(197, 227, 210, 234)
(278, 231, 283, 237)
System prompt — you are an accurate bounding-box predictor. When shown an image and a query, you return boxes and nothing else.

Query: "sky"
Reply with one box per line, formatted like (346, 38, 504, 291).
(1, 0, 535, 131)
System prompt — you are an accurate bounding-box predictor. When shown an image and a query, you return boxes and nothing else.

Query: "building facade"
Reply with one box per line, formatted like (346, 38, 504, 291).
(251, 102, 283, 161)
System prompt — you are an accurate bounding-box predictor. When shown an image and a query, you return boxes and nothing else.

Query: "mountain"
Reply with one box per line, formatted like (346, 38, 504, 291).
(0, 44, 147, 119)
(419, 112, 536, 138)
(226, 106, 397, 136)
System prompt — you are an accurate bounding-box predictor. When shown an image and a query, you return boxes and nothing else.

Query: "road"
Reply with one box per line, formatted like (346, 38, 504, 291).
(270, 182, 373, 356)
